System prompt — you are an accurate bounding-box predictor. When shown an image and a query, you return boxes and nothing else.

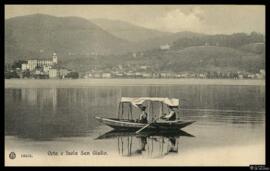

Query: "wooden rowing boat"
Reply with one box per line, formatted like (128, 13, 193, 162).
(95, 116, 195, 131)
(95, 97, 195, 132)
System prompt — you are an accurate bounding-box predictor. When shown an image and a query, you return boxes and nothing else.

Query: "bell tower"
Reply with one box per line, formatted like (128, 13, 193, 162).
(52, 53, 58, 64)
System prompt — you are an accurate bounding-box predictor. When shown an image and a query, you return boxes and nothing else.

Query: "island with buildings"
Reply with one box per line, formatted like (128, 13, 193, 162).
(5, 53, 79, 79)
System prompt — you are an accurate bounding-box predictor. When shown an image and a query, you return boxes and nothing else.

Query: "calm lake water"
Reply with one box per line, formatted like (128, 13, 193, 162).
(5, 84, 265, 166)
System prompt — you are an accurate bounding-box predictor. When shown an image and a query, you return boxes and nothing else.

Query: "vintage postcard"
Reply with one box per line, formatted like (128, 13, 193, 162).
(4, 5, 266, 166)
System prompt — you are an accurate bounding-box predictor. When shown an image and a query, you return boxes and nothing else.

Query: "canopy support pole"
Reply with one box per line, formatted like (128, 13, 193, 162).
(121, 102, 124, 120)
(118, 103, 121, 119)
(147, 101, 152, 121)
(151, 101, 154, 121)
(127, 103, 130, 120)
(130, 103, 133, 120)
(161, 102, 163, 117)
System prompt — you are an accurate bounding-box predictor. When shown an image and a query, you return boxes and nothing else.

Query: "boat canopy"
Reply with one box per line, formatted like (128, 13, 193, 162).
(121, 97, 179, 107)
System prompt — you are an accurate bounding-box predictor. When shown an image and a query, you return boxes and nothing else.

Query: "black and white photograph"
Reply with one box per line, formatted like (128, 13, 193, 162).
(4, 4, 266, 166)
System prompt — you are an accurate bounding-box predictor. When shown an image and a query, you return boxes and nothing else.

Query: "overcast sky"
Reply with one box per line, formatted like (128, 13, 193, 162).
(5, 5, 265, 34)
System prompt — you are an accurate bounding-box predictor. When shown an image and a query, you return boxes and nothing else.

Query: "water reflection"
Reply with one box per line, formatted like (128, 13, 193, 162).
(96, 130, 194, 158)
(5, 85, 265, 141)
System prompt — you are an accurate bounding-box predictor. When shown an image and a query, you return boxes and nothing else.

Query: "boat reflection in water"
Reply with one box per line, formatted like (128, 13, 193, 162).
(96, 130, 194, 158)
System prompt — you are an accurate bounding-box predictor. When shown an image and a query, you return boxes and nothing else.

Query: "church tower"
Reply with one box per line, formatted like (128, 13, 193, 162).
(52, 53, 58, 64)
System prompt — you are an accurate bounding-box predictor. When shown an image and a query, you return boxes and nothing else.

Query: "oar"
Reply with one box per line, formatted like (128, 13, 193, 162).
(136, 117, 162, 134)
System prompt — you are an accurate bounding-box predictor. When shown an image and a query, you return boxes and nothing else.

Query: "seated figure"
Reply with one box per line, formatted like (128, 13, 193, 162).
(161, 105, 177, 121)
(138, 105, 148, 123)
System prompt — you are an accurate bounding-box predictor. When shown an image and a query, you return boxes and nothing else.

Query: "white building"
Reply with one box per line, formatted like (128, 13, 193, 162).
(21, 53, 58, 71)
(248, 74, 255, 79)
(160, 44, 170, 50)
(160, 73, 167, 78)
(238, 74, 244, 79)
(27, 60, 38, 71)
(260, 69, 265, 78)
(140, 66, 148, 70)
(199, 74, 207, 78)
(49, 69, 58, 78)
(37, 60, 53, 66)
(142, 73, 152, 78)
(126, 72, 136, 77)
(21, 63, 29, 71)
(43, 65, 51, 73)
(59, 69, 70, 78)
(52, 53, 58, 64)
(135, 72, 142, 77)
(102, 73, 112, 78)
(115, 73, 124, 77)
(35, 70, 41, 75)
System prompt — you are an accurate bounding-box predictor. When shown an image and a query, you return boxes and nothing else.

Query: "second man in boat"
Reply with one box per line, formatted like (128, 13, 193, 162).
(161, 105, 177, 121)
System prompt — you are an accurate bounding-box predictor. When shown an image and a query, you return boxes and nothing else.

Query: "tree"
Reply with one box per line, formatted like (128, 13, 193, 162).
(65, 72, 79, 79)
(12, 60, 27, 69)
(22, 70, 31, 78)
(5, 71, 20, 79)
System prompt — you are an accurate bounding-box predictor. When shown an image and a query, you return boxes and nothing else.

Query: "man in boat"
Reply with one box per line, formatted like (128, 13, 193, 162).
(138, 105, 148, 123)
(161, 105, 177, 121)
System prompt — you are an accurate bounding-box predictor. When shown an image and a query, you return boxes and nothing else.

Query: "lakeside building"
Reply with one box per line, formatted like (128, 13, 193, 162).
(93, 73, 102, 78)
(140, 66, 148, 70)
(152, 73, 160, 78)
(102, 73, 112, 78)
(160, 72, 175, 78)
(114, 73, 124, 77)
(49, 68, 70, 79)
(59, 69, 70, 79)
(198, 73, 207, 79)
(160, 44, 170, 50)
(259, 69, 265, 78)
(21, 53, 58, 71)
(49, 69, 58, 78)
(135, 72, 143, 78)
(125, 72, 136, 78)
(142, 73, 152, 78)
(20, 53, 71, 79)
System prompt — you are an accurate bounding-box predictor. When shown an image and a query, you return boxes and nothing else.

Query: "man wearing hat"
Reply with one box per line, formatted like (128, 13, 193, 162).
(138, 105, 148, 123)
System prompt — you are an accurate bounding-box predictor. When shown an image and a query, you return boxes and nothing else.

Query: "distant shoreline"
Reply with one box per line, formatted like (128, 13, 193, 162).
(5, 79, 265, 88)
